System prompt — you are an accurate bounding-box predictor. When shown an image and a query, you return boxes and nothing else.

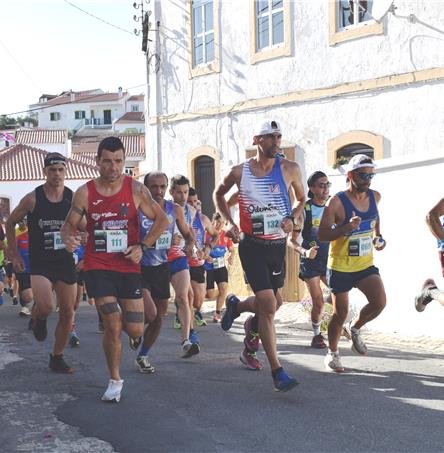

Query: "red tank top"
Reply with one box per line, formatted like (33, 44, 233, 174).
(84, 176, 140, 273)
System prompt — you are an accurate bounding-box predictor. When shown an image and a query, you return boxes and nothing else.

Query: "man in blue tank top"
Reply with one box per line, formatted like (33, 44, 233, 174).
(318, 154, 387, 372)
(214, 120, 306, 392)
(415, 197, 444, 311)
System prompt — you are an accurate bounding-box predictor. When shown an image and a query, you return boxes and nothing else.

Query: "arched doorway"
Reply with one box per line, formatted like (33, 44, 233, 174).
(194, 155, 215, 218)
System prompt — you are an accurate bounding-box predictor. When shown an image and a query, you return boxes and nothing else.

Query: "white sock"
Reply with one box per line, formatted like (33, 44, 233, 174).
(312, 321, 321, 336)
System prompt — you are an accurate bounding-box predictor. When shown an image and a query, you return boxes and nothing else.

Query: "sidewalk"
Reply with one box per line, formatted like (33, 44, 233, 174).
(199, 299, 444, 354)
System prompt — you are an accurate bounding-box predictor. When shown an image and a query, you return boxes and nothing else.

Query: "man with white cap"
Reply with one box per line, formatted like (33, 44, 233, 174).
(318, 154, 386, 372)
(214, 119, 306, 392)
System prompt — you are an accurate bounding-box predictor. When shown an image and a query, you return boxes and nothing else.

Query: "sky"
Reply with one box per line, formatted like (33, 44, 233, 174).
(0, 0, 147, 117)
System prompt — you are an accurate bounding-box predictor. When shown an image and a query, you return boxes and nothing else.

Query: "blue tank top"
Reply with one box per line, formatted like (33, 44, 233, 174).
(73, 246, 84, 265)
(239, 156, 291, 240)
(140, 200, 176, 267)
(301, 201, 329, 260)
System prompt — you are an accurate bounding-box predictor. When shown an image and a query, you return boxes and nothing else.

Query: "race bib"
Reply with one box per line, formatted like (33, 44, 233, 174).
(94, 230, 127, 253)
(43, 231, 66, 251)
(348, 236, 372, 257)
(252, 211, 282, 236)
(213, 256, 225, 269)
(155, 231, 172, 250)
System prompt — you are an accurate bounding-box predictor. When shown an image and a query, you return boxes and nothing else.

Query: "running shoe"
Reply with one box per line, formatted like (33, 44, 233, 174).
(129, 336, 142, 351)
(212, 312, 221, 323)
(344, 322, 368, 355)
(272, 369, 299, 392)
(33, 318, 47, 341)
(221, 294, 240, 331)
(415, 278, 437, 312)
(324, 350, 344, 373)
(12, 296, 18, 306)
(49, 353, 74, 374)
(189, 329, 200, 344)
(174, 314, 181, 330)
(135, 355, 155, 373)
(70, 332, 80, 348)
(240, 348, 263, 370)
(101, 379, 124, 403)
(243, 315, 260, 352)
(181, 340, 200, 358)
(96, 322, 105, 334)
(3, 287, 7, 294)
(194, 311, 207, 327)
(311, 333, 327, 349)
(341, 325, 352, 340)
(19, 306, 31, 317)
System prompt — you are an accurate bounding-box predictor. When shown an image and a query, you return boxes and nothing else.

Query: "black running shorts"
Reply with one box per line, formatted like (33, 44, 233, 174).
(31, 260, 77, 285)
(84, 270, 142, 300)
(189, 265, 205, 284)
(238, 235, 286, 294)
(141, 263, 171, 300)
(16, 272, 31, 291)
(206, 267, 228, 290)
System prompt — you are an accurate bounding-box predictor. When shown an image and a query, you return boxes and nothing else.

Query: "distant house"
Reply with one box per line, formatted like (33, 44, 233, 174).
(15, 128, 70, 155)
(30, 89, 145, 134)
(0, 144, 100, 220)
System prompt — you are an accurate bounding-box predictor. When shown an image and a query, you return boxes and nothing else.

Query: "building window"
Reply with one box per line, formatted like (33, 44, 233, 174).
(50, 112, 61, 121)
(250, 0, 291, 64)
(131, 105, 139, 112)
(192, 0, 214, 67)
(124, 167, 134, 176)
(329, 0, 384, 46)
(74, 110, 86, 119)
(256, 0, 284, 51)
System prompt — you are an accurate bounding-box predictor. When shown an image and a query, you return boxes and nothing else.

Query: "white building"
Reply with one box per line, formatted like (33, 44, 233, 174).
(141, 0, 444, 338)
(30, 89, 145, 134)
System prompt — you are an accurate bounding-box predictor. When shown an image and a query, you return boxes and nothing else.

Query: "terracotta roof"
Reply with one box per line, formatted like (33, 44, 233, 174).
(128, 95, 144, 101)
(0, 144, 99, 181)
(115, 112, 144, 123)
(15, 129, 68, 144)
(70, 153, 98, 168)
(71, 134, 145, 160)
(31, 91, 128, 108)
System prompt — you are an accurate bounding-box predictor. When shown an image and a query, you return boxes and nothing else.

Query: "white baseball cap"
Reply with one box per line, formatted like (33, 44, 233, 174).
(346, 154, 376, 172)
(253, 120, 282, 137)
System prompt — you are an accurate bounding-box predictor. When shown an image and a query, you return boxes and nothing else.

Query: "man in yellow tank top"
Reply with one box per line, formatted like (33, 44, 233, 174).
(318, 155, 386, 372)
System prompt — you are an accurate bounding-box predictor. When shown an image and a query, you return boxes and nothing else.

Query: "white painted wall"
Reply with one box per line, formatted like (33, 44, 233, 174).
(113, 122, 145, 133)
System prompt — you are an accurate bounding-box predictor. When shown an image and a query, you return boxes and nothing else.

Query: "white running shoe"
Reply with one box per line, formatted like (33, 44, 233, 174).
(19, 306, 31, 317)
(345, 322, 368, 355)
(135, 356, 155, 373)
(324, 350, 344, 373)
(181, 340, 200, 358)
(101, 379, 124, 403)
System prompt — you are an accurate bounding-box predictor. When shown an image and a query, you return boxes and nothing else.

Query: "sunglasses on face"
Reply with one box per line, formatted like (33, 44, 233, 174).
(355, 172, 376, 181)
(262, 133, 282, 140)
(316, 182, 331, 189)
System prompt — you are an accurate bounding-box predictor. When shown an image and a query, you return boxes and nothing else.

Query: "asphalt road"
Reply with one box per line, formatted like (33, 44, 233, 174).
(1, 296, 443, 453)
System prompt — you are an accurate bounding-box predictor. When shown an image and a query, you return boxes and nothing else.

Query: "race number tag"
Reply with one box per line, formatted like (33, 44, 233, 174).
(155, 231, 172, 250)
(43, 231, 66, 251)
(252, 211, 282, 236)
(348, 236, 372, 257)
(213, 256, 225, 269)
(94, 230, 127, 253)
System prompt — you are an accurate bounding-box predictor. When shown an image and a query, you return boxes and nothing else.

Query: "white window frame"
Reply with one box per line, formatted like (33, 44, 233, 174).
(256, 0, 284, 52)
(188, 0, 220, 78)
(192, 0, 214, 67)
(50, 112, 61, 121)
(74, 110, 86, 120)
(131, 105, 139, 112)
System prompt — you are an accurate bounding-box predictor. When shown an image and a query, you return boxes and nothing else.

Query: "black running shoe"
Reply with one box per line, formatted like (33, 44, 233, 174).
(12, 297, 18, 306)
(69, 333, 80, 347)
(49, 354, 74, 374)
(33, 318, 47, 341)
(129, 336, 142, 351)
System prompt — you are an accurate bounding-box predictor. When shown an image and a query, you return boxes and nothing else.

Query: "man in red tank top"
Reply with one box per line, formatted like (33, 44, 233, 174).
(61, 137, 168, 402)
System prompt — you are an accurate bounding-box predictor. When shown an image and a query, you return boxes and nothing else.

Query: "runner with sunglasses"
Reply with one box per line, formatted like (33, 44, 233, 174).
(318, 154, 386, 372)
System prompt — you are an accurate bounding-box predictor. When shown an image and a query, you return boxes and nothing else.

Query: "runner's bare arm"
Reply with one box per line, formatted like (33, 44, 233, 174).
(426, 197, 444, 241)
(5, 191, 35, 271)
(318, 196, 356, 242)
(201, 214, 218, 245)
(61, 186, 88, 252)
(174, 204, 195, 253)
(226, 191, 239, 208)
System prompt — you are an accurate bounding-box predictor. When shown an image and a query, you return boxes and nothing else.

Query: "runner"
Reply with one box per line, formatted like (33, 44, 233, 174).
(0, 223, 5, 305)
(289, 171, 331, 348)
(134, 171, 194, 372)
(167, 175, 199, 357)
(204, 212, 234, 323)
(214, 120, 306, 392)
(14, 219, 33, 317)
(61, 136, 168, 402)
(187, 187, 217, 329)
(318, 154, 386, 372)
(415, 197, 444, 310)
(6, 152, 78, 374)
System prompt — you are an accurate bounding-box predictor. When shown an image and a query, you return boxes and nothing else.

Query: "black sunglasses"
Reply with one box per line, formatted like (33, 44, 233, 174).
(355, 172, 376, 181)
(316, 182, 331, 189)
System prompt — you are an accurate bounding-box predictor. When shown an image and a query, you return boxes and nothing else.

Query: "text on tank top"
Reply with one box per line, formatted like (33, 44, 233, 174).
(84, 176, 139, 272)
(27, 185, 73, 265)
(238, 156, 291, 240)
(140, 199, 176, 267)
